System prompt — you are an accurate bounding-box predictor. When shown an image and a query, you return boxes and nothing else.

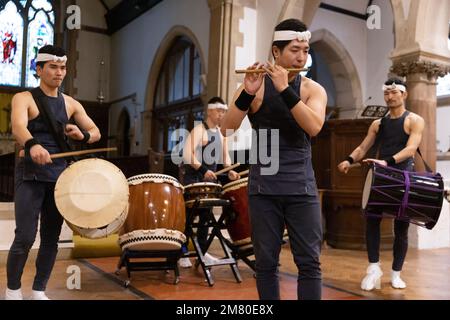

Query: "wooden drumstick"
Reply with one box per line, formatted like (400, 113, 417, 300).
(50, 147, 117, 159)
(213, 163, 240, 175)
(237, 169, 249, 176)
(349, 163, 361, 169)
(235, 68, 308, 74)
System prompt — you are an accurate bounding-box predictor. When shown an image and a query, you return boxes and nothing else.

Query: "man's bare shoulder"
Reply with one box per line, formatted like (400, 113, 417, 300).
(61, 93, 79, 106)
(190, 122, 205, 135)
(12, 91, 32, 103)
(370, 118, 382, 132)
(301, 76, 326, 96)
(302, 76, 323, 89)
(407, 111, 424, 122)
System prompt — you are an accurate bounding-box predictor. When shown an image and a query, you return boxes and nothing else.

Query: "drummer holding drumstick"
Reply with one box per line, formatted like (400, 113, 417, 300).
(179, 96, 240, 268)
(338, 78, 424, 291)
(6, 45, 100, 300)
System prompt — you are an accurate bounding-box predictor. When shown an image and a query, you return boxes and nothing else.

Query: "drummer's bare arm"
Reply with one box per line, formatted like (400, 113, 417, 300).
(11, 92, 52, 164)
(184, 125, 217, 181)
(65, 96, 101, 144)
(183, 125, 203, 170)
(390, 114, 425, 164)
(337, 120, 379, 173)
(11, 92, 33, 146)
(352, 120, 380, 162)
(222, 135, 240, 180)
(222, 135, 232, 167)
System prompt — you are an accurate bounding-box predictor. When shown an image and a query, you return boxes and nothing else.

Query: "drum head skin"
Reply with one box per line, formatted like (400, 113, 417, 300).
(68, 205, 128, 239)
(362, 169, 373, 210)
(55, 158, 129, 229)
(223, 177, 248, 192)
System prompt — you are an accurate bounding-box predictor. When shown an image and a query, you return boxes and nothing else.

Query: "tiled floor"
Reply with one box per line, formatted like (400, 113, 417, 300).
(1, 245, 449, 300)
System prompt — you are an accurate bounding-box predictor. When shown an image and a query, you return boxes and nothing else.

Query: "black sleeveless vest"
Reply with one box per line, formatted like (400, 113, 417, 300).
(19, 87, 69, 182)
(379, 110, 414, 170)
(183, 122, 223, 184)
(247, 74, 317, 196)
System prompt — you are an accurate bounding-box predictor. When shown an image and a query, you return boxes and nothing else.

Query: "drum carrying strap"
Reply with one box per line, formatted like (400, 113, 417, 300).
(30, 87, 76, 162)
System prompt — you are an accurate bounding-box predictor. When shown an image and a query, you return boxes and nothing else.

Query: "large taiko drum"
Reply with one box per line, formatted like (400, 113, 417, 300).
(362, 163, 444, 229)
(54, 158, 129, 239)
(222, 177, 252, 245)
(119, 174, 186, 250)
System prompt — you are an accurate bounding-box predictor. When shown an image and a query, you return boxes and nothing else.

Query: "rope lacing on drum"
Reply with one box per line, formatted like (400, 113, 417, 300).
(119, 235, 185, 247)
(127, 174, 183, 189)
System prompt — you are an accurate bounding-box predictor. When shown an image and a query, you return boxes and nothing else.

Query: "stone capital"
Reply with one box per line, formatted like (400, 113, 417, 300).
(390, 56, 450, 78)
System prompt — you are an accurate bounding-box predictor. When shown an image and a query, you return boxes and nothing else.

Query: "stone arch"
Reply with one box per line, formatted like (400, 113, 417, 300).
(142, 25, 207, 151)
(310, 29, 363, 117)
(277, 0, 321, 27)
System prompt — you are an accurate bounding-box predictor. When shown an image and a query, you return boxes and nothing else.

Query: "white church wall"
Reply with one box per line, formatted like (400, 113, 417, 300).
(232, 6, 258, 152)
(409, 161, 450, 249)
(108, 0, 210, 154)
(437, 106, 450, 153)
(366, 0, 395, 107)
(75, 31, 111, 102)
(74, 0, 111, 102)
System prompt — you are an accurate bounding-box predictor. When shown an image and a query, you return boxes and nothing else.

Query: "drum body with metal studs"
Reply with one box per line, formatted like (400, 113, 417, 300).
(119, 174, 186, 250)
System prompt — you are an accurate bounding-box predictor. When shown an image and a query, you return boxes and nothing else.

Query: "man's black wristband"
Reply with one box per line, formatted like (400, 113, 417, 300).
(383, 156, 396, 166)
(235, 90, 256, 112)
(280, 86, 301, 110)
(197, 165, 208, 176)
(345, 156, 354, 164)
(80, 131, 90, 144)
(24, 138, 39, 150)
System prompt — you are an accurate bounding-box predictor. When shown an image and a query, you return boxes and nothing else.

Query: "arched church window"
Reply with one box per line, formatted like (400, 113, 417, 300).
(0, 0, 55, 88)
(152, 36, 204, 153)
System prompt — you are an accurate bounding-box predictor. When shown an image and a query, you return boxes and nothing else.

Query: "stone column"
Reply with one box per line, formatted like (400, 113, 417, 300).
(207, 0, 249, 103)
(391, 59, 450, 171)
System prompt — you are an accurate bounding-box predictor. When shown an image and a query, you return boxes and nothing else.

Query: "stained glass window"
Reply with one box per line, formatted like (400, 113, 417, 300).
(0, 0, 54, 88)
(0, 2, 24, 86)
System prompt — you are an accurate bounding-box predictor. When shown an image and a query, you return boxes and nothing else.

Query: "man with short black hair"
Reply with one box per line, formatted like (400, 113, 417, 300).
(179, 96, 239, 268)
(221, 19, 327, 300)
(6, 45, 101, 300)
(338, 78, 424, 291)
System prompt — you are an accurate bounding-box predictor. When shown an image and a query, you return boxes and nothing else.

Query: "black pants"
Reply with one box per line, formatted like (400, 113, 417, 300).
(366, 216, 409, 271)
(7, 178, 63, 291)
(249, 194, 322, 300)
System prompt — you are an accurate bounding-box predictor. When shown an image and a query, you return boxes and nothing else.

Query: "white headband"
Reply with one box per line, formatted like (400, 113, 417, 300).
(273, 30, 311, 42)
(208, 103, 228, 110)
(36, 53, 67, 63)
(382, 83, 406, 92)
